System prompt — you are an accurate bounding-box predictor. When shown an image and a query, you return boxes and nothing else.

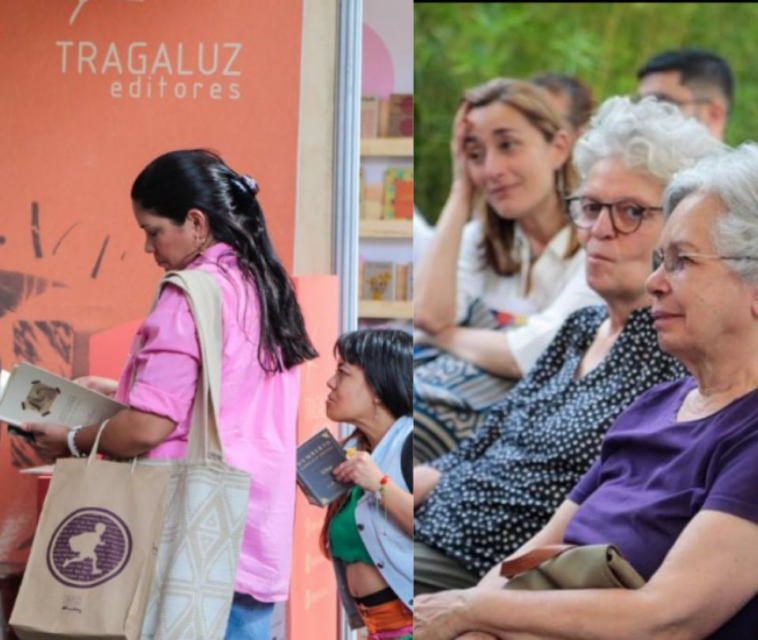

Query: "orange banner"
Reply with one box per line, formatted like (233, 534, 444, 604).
(0, 0, 304, 564)
(290, 276, 340, 640)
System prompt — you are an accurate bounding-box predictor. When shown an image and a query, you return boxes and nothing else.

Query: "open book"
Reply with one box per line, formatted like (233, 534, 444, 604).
(0, 363, 125, 429)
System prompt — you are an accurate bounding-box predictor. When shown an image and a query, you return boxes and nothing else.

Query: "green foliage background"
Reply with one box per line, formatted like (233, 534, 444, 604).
(415, 2, 758, 224)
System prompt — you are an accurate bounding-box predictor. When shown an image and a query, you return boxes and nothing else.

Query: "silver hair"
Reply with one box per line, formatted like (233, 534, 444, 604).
(573, 96, 725, 184)
(664, 143, 758, 283)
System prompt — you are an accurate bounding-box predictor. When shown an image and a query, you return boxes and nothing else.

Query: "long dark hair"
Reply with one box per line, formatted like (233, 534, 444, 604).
(131, 149, 318, 372)
(319, 329, 412, 559)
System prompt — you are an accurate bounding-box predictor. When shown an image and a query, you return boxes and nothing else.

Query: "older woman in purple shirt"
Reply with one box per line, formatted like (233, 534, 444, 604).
(416, 143, 758, 640)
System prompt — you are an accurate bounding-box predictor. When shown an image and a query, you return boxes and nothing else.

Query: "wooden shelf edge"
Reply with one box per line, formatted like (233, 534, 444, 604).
(360, 138, 414, 157)
(358, 300, 413, 319)
(359, 219, 413, 238)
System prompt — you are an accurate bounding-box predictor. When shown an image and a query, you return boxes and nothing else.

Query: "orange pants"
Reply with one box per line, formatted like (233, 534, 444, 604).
(355, 598, 413, 639)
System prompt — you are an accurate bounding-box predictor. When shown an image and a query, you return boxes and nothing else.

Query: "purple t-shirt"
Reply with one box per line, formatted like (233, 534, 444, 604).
(566, 376, 758, 638)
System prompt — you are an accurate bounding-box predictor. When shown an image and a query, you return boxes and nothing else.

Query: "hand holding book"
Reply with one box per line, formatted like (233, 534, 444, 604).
(16, 422, 70, 460)
(72, 376, 119, 398)
(333, 450, 385, 494)
(296, 428, 354, 508)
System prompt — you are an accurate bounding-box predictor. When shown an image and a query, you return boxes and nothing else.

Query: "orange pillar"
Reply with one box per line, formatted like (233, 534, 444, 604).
(289, 276, 340, 639)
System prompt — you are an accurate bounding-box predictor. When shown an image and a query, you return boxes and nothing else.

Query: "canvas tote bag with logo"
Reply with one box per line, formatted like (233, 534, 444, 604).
(137, 270, 252, 640)
(10, 430, 171, 639)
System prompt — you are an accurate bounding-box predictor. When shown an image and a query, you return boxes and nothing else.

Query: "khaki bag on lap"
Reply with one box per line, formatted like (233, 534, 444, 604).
(501, 544, 646, 591)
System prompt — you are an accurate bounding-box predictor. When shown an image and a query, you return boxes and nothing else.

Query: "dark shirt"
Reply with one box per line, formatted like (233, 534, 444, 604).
(567, 377, 758, 639)
(414, 305, 686, 577)
(402, 433, 413, 490)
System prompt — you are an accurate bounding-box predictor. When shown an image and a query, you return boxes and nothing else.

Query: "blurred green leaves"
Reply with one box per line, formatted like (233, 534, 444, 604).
(415, 3, 758, 223)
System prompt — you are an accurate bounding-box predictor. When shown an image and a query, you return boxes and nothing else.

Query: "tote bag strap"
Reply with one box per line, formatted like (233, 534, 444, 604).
(159, 269, 224, 462)
(500, 544, 576, 578)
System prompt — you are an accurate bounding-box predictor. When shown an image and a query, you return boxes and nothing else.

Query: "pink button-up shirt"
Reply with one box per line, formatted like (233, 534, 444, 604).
(115, 242, 300, 602)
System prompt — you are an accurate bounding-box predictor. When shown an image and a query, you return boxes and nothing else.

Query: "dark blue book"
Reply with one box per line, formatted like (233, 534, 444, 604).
(296, 428, 353, 508)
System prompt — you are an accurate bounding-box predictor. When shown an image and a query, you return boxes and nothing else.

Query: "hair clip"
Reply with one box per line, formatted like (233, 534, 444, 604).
(241, 174, 260, 196)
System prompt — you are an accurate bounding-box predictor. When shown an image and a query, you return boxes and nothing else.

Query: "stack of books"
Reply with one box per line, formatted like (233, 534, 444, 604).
(361, 93, 413, 138)
(360, 262, 413, 302)
(360, 167, 414, 221)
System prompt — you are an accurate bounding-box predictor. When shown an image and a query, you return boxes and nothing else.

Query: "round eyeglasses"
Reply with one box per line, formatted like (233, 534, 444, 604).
(565, 197, 664, 235)
(651, 248, 758, 274)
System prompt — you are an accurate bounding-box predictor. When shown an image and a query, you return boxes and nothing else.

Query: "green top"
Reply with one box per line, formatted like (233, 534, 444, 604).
(329, 486, 374, 565)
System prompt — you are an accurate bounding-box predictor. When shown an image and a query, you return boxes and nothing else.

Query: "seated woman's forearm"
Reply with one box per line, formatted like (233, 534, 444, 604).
(414, 186, 472, 334)
(463, 588, 685, 640)
(75, 408, 177, 458)
(434, 328, 522, 378)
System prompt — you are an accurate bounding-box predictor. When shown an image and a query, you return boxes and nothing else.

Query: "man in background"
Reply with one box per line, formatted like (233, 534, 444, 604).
(637, 48, 733, 140)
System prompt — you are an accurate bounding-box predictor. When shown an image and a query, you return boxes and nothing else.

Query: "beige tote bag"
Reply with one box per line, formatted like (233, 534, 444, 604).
(10, 430, 171, 640)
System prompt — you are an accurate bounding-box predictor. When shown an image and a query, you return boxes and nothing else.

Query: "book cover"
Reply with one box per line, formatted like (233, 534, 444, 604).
(396, 264, 409, 301)
(387, 93, 413, 137)
(363, 184, 384, 220)
(362, 261, 396, 301)
(361, 95, 380, 138)
(296, 428, 352, 508)
(378, 98, 391, 137)
(383, 168, 414, 220)
(0, 363, 126, 428)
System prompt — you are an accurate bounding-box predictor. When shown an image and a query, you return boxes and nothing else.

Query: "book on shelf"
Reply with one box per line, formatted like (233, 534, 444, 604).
(361, 95, 380, 138)
(378, 98, 390, 137)
(0, 363, 126, 432)
(383, 168, 413, 220)
(296, 428, 353, 508)
(396, 264, 409, 301)
(386, 94, 413, 137)
(363, 183, 384, 220)
(362, 261, 397, 301)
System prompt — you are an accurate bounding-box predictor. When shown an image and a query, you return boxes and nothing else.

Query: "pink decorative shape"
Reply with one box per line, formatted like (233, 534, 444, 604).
(362, 25, 395, 99)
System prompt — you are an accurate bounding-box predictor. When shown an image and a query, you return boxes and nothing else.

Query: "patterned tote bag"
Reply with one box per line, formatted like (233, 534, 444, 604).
(138, 270, 251, 640)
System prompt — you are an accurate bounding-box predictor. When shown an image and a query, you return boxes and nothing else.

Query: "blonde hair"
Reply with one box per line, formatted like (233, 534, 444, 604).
(464, 78, 580, 276)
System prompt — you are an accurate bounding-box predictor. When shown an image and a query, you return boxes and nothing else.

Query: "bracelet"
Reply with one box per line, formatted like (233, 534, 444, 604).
(376, 475, 389, 503)
(67, 425, 85, 458)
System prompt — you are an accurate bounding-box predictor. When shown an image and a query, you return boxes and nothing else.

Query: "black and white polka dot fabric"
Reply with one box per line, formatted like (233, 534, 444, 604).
(414, 305, 687, 577)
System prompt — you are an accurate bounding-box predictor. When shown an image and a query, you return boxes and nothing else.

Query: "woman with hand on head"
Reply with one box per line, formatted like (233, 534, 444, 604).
(413, 96, 724, 598)
(23, 149, 318, 640)
(414, 78, 601, 463)
(322, 329, 413, 640)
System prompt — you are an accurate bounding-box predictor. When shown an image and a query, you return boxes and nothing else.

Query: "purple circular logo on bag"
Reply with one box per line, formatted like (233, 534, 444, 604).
(46, 507, 132, 588)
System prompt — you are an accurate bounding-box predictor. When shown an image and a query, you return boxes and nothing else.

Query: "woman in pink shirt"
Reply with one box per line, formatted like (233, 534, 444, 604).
(26, 149, 318, 639)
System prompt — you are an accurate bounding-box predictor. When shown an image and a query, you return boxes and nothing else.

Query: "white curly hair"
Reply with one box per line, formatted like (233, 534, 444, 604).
(573, 96, 725, 184)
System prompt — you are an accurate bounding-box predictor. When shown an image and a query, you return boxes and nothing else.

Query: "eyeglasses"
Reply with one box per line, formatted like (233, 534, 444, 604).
(636, 93, 712, 109)
(565, 197, 663, 235)
(651, 248, 758, 273)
